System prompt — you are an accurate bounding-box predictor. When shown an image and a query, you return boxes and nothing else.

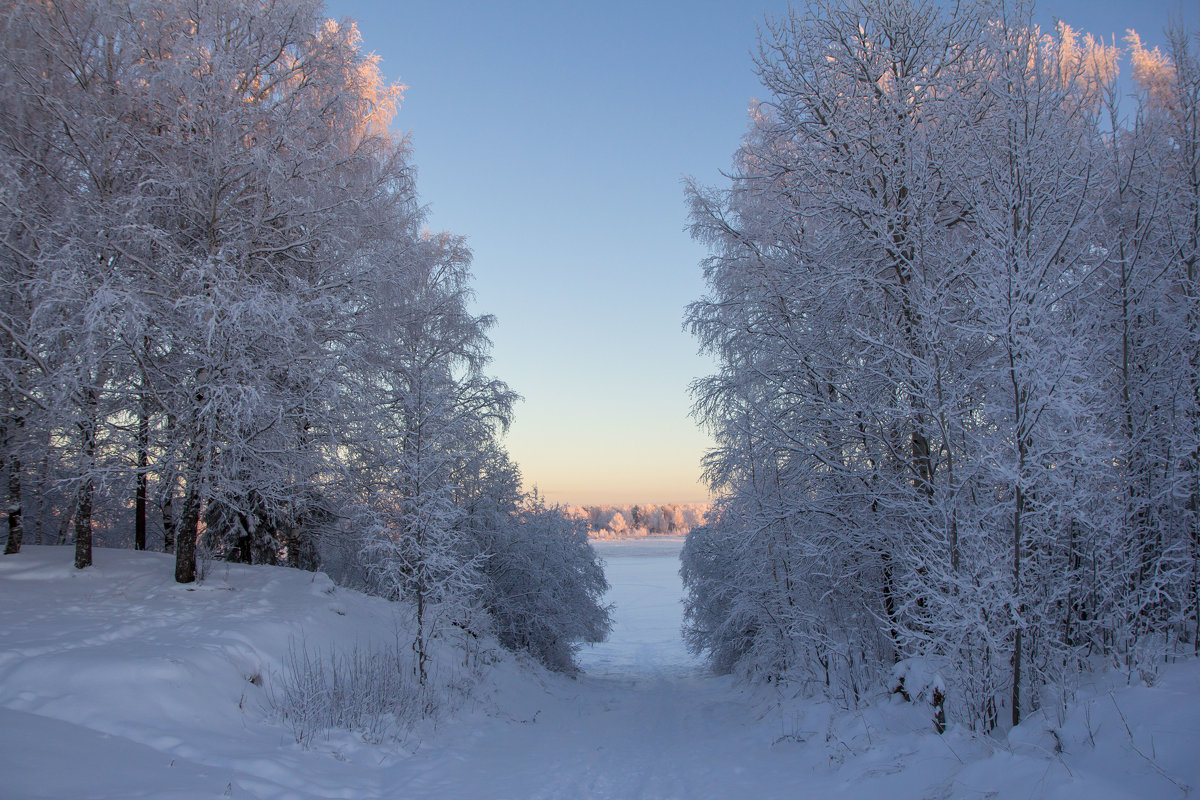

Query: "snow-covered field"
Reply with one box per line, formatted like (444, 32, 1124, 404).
(2, 540, 1199, 799)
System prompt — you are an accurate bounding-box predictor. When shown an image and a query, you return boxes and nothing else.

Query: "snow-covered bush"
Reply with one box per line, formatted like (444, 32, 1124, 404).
(267, 637, 429, 749)
(479, 496, 612, 672)
(680, 522, 755, 676)
(890, 659, 947, 734)
(357, 491, 487, 686)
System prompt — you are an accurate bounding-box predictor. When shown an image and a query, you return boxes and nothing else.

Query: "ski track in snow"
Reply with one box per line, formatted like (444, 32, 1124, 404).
(3, 541, 1200, 799)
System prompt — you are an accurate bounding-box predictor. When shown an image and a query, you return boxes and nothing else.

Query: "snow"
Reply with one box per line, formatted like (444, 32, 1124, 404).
(577, 538, 702, 679)
(890, 658, 947, 706)
(3, 541, 1199, 799)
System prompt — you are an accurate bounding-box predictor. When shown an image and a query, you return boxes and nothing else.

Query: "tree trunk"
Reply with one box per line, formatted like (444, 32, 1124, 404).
(2, 416, 21, 555)
(162, 481, 176, 553)
(135, 391, 148, 551)
(174, 406, 207, 584)
(74, 388, 97, 570)
(175, 467, 200, 584)
(1012, 479, 1026, 728)
(1010, 328, 1027, 728)
(161, 413, 178, 554)
(7, 442, 21, 555)
(74, 477, 93, 570)
(33, 428, 49, 546)
(415, 578, 427, 685)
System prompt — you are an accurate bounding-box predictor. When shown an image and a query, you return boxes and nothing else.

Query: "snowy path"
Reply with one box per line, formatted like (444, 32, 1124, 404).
(395, 538, 820, 800)
(393, 538, 1200, 800)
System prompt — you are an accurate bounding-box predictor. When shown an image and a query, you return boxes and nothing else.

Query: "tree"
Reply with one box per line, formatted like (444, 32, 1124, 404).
(348, 224, 515, 682)
(0, 0, 615, 690)
(684, 0, 1197, 731)
(478, 489, 611, 672)
(1128, 25, 1200, 658)
(686, 0, 986, 699)
(958, 11, 1114, 724)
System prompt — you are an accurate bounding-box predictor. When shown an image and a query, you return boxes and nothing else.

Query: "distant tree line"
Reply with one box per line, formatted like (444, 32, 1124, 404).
(0, 0, 609, 675)
(683, 0, 1200, 730)
(566, 503, 708, 539)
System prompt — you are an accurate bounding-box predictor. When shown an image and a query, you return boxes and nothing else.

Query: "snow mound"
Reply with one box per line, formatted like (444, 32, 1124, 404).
(759, 657, 1200, 799)
(0, 546, 498, 799)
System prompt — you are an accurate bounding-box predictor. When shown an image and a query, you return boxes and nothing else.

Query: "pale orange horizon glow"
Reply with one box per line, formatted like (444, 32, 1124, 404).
(514, 449, 714, 507)
(500, 395, 715, 508)
(533, 479, 712, 509)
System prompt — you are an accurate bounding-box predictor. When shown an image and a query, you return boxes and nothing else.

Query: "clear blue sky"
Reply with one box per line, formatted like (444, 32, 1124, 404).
(325, 0, 1192, 506)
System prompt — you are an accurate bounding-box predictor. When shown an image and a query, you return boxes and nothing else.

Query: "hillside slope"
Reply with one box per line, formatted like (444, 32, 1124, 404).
(0, 546, 510, 798)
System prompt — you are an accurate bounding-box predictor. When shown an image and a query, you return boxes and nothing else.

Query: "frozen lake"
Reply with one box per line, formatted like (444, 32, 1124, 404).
(577, 537, 703, 679)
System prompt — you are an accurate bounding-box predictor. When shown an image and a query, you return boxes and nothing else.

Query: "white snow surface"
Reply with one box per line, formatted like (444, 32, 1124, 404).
(2, 539, 1198, 799)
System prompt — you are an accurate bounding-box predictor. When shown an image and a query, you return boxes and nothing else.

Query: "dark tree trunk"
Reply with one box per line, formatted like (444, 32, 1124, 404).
(74, 388, 97, 570)
(135, 392, 148, 551)
(74, 477, 93, 570)
(7, 443, 21, 555)
(175, 481, 199, 583)
(174, 428, 204, 583)
(161, 411, 177, 553)
(1012, 484, 1025, 728)
(2, 416, 21, 555)
(162, 483, 176, 553)
(33, 428, 49, 546)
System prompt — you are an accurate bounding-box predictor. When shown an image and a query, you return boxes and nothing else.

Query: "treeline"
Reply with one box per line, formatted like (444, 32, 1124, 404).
(0, 0, 609, 675)
(566, 503, 708, 539)
(683, 0, 1200, 730)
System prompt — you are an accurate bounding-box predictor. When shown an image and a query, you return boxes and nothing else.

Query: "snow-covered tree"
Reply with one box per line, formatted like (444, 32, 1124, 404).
(478, 490, 611, 672)
(0, 0, 611, 686)
(685, 0, 1200, 731)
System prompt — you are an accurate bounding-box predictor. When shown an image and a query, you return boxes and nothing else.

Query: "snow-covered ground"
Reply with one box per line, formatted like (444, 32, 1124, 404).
(2, 540, 1199, 799)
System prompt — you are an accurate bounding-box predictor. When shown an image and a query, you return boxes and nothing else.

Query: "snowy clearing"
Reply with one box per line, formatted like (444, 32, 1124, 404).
(2, 541, 1199, 799)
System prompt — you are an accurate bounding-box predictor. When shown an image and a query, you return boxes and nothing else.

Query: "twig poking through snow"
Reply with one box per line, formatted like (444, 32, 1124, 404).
(1109, 694, 1190, 796)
